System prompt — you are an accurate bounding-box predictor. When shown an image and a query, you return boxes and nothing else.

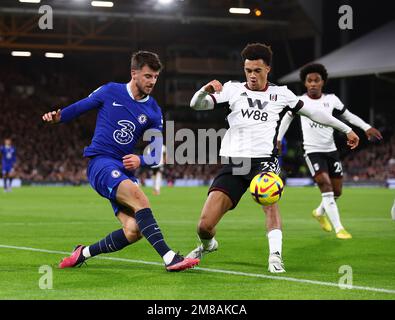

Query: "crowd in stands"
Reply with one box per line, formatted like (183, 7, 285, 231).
(0, 63, 94, 185)
(342, 132, 395, 182)
(1, 62, 394, 185)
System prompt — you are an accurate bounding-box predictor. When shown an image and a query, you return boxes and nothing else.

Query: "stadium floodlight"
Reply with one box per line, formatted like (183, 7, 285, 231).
(254, 9, 262, 17)
(229, 8, 251, 15)
(11, 51, 32, 57)
(158, 0, 174, 4)
(91, 1, 114, 7)
(19, 0, 41, 3)
(45, 52, 64, 59)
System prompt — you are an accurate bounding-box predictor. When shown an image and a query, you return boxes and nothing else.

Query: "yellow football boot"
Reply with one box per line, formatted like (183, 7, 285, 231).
(312, 210, 332, 232)
(336, 229, 352, 239)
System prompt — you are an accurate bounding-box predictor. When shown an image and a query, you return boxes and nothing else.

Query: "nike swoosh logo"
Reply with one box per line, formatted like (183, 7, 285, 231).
(154, 227, 160, 230)
(112, 102, 123, 107)
(259, 181, 276, 193)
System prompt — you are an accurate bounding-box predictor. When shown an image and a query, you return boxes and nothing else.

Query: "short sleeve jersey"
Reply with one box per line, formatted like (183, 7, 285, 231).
(299, 93, 346, 154)
(209, 81, 302, 158)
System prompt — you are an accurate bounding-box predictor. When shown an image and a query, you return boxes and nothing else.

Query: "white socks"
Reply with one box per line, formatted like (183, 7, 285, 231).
(201, 237, 216, 250)
(322, 192, 344, 232)
(82, 246, 91, 258)
(315, 201, 325, 216)
(267, 229, 282, 256)
(163, 250, 176, 265)
(154, 172, 162, 193)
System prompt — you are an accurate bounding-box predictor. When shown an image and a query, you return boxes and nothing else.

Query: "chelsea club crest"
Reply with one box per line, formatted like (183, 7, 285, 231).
(138, 114, 148, 124)
(111, 170, 121, 178)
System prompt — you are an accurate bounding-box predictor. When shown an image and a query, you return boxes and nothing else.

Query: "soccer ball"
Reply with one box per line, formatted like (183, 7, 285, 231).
(249, 172, 284, 206)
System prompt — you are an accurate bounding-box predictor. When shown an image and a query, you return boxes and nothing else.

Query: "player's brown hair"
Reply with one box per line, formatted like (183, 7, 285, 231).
(131, 51, 163, 71)
(241, 43, 273, 66)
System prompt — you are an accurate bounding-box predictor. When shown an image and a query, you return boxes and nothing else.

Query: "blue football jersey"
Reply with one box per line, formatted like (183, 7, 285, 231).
(60, 82, 163, 164)
(0, 145, 16, 166)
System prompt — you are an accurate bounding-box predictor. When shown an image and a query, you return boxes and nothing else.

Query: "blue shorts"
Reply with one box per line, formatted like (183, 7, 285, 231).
(87, 156, 138, 215)
(2, 164, 14, 175)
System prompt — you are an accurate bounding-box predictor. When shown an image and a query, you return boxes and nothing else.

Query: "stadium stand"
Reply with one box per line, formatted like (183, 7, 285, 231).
(1, 63, 394, 185)
(342, 132, 395, 183)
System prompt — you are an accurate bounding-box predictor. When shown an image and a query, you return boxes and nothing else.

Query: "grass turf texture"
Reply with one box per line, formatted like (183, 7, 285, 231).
(0, 186, 394, 300)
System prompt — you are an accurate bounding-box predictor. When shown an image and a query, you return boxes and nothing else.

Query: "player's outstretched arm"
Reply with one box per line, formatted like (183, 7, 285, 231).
(339, 110, 383, 141)
(43, 85, 107, 124)
(365, 127, 383, 141)
(190, 80, 223, 111)
(298, 104, 360, 149)
(42, 109, 61, 124)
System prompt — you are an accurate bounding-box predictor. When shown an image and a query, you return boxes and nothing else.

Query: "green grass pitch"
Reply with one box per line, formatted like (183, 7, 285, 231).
(0, 185, 394, 300)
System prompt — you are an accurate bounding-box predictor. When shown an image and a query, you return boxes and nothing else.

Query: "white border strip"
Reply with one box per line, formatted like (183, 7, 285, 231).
(1, 244, 394, 295)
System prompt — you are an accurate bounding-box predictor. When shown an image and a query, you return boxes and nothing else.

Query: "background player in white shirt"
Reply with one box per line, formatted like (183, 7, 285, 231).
(391, 199, 395, 220)
(187, 43, 360, 273)
(151, 144, 166, 195)
(277, 63, 383, 239)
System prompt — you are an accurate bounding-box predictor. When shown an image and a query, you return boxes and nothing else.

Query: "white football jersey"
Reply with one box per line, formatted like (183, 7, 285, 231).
(299, 93, 346, 153)
(210, 81, 302, 158)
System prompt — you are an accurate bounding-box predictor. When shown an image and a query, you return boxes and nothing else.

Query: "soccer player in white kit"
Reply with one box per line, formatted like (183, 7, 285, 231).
(277, 63, 383, 239)
(187, 44, 360, 273)
(152, 144, 166, 195)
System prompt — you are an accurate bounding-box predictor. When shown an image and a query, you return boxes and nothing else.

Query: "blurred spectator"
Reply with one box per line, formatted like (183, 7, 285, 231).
(341, 132, 395, 182)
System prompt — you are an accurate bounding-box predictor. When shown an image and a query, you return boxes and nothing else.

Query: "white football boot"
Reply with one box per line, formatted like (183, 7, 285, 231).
(268, 252, 286, 273)
(186, 238, 218, 260)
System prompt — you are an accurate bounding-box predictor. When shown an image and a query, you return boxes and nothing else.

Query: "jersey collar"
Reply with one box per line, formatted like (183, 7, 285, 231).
(126, 83, 150, 103)
(306, 93, 323, 100)
(244, 81, 269, 92)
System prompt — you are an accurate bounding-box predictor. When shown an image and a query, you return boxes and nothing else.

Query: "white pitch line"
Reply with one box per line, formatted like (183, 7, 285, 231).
(1, 244, 395, 295)
(0, 221, 114, 226)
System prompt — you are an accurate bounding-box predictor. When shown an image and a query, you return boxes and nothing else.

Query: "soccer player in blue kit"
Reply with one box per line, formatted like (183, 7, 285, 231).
(1, 138, 16, 192)
(42, 51, 199, 272)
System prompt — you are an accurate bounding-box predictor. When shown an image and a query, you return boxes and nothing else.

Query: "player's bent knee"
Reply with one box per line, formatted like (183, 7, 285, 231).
(123, 228, 143, 242)
(122, 199, 150, 212)
(117, 180, 151, 212)
(130, 199, 151, 212)
(122, 223, 143, 242)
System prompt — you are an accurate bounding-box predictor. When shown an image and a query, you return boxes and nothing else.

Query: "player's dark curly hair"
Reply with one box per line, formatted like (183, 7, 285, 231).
(241, 43, 273, 66)
(299, 63, 328, 83)
(131, 50, 163, 71)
